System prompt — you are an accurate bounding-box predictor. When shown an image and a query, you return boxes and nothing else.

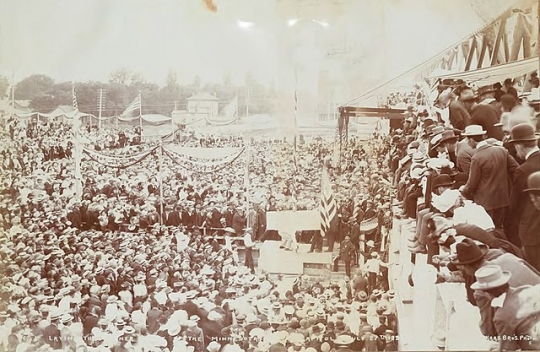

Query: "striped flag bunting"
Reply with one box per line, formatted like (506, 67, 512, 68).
(320, 165, 337, 237)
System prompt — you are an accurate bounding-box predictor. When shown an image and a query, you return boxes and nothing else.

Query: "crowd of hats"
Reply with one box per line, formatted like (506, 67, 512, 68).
(0, 116, 402, 351)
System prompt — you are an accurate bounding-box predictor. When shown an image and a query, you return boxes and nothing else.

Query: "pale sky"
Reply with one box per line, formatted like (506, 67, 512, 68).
(0, 0, 510, 93)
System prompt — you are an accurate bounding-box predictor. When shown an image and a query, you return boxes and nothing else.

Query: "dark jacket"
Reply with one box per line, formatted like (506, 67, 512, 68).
(462, 144, 519, 210)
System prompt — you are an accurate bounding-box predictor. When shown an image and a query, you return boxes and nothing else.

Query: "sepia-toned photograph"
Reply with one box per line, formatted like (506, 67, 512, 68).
(1, 0, 540, 351)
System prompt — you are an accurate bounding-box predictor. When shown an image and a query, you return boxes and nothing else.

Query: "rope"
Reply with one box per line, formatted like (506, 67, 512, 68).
(82, 146, 158, 169)
(162, 146, 245, 174)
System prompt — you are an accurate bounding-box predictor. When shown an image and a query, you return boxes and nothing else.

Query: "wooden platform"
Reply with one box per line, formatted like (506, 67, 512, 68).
(257, 240, 333, 275)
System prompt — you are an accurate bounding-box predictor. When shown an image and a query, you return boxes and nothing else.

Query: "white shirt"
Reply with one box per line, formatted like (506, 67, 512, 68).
(491, 292, 507, 308)
(244, 233, 254, 248)
(525, 147, 540, 160)
(453, 200, 495, 230)
(365, 259, 381, 274)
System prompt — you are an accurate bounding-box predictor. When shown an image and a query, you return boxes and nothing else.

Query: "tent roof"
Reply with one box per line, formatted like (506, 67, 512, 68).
(429, 56, 538, 87)
(141, 114, 171, 123)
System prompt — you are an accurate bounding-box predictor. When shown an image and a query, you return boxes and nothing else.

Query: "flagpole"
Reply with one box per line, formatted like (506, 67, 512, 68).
(139, 91, 143, 142)
(244, 138, 251, 225)
(159, 142, 164, 227)
(98, 89, 103, 129)
(10, 72, 15, 119)
(73, 111, 82, 201)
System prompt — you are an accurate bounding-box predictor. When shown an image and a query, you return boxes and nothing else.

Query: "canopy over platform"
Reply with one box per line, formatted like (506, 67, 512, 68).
(429, 56, 539, 88)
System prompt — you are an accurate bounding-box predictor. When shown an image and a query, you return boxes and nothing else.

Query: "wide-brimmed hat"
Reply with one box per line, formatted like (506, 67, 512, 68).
(223, 227, 236, 234)
(334, 335, 355, 345)
(524, 171, 540, 192)
(461, 125, 486, 136)
(357, 291, 368, 301)
(429, 125, 445, 137)
(508, 123, 540, 143)
(470, 265, 511, 290)
(412, 152, 428, 164)
(438, 130, 459, 144)
(459, 88, 478, 101)
(477, 85, 496, 96)
(450, 238, 488, 265)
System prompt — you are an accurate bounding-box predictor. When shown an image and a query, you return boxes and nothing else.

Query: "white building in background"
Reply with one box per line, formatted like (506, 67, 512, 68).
(186, 93, 219, 119)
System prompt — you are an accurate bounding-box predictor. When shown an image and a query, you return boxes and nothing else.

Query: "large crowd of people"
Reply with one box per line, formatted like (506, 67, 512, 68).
(3, 74, 540, 351)
(0, 112, 398, 351)
(392, 78, 540, 350)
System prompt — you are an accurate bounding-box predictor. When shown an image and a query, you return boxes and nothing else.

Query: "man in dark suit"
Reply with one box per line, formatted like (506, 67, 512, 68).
(181, 203, 194, 228)
(471, 265, 540, 351)
(166, 205, 182, 226)
(333, 236, 355, 277)
(506, 123, 540, 248)
(460, 125, 519, 229)
(223, 203, 235, 227)
(520, 171, 540, 271)
(67, 202, 83, 229)
(207, 200, 222, 228)
(253, 202, 267, 241)
(460, 89, 504, 141)
(438, 88, 471, 131)
(42, 311, 62, 349)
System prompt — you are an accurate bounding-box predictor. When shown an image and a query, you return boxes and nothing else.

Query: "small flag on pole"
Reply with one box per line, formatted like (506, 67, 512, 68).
(320, 166, 337, 237)
(72, 82, 78, 110)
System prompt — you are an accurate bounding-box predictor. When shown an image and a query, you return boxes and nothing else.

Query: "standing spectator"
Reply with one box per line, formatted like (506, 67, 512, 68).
(506, 124, 540, 248)
(521, 171, 540, 271)
(459, 125, 519, 229)
(460, 89, 504, 141)
(244, 228, 255, 274)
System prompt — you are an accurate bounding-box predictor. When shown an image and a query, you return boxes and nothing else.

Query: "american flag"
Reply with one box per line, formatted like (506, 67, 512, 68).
(72, 83, 78, 110)
(320, 166, 337, 237)
(121, 93, 142, 117)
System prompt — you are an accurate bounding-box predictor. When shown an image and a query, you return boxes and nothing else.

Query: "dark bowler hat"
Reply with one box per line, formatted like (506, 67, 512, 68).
(507, 123, 540, 143)
(432, 174, 454, 189)
(524, 171, 540, 193)
(450, 238, 488, 265)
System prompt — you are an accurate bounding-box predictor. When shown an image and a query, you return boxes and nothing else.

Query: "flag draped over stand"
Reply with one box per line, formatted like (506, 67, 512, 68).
(320, 166, 337, 237)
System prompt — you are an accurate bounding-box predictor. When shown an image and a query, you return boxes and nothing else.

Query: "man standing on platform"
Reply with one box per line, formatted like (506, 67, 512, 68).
(253, 202, 267, 242)
(333, 236, 354, 278)
(243, 228, 255, 274)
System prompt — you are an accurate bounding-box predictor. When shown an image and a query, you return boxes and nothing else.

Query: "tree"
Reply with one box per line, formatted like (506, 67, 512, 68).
(0, 75, 9, 99)
(15, 74, 55, 100)
(109, 69, 133, 86)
